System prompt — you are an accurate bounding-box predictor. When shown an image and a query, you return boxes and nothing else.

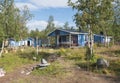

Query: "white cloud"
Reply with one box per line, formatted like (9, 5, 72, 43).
(27, 20, 64, 31)
(27, 20, 48, 31)
(15, 0, 78, 11)
(15, 2, 38, 10)
(29, 0, 69, 8)
(54, 21, 64, 27)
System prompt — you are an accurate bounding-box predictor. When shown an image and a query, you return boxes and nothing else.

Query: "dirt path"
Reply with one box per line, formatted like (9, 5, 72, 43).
(0, 58, 119, 83)
(0, 62, 39, 83)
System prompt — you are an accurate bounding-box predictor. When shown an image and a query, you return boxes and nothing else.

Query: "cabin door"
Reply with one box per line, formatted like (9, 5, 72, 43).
(27, 41, 30, 46)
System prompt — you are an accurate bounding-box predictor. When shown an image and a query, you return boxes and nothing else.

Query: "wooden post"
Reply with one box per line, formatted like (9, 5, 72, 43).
(36, 37, 38, 55)
(0, 40, 4, 57)
(48, 37, 50, 47)
(69, 34, 71, 48)
(56, 35, 59, 47)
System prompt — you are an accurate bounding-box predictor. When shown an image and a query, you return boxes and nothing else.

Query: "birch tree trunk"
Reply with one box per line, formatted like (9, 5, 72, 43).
(0, 40, 5, 57)
(87, 28, 94, 60)
(90, 30, 93, 57)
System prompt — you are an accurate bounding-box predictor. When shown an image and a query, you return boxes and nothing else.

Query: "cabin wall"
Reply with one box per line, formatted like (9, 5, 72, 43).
(34, 39, 42, 47)
(78, 34, 86, 46)
(94, 35, 104, 43)
(9, 40, 16, 47)
(71, 35, 78, 46)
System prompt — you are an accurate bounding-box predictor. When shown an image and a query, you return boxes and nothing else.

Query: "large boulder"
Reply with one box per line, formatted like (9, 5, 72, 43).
(96, 58, 109, 69)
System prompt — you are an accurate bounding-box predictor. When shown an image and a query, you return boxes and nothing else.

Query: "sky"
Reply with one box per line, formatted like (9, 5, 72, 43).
(14, 0, 77, 31)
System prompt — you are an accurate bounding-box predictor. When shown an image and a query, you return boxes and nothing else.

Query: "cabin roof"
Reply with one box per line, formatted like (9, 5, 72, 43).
(48, 29, 88, 36)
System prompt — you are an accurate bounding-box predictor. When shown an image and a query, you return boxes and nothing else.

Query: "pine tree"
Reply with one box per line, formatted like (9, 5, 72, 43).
(63, 22, 70, 30)
(45, 16, 56, 37)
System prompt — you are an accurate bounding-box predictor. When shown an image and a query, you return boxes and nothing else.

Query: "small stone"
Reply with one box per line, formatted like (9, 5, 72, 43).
(21, 70, 25, 74)
(77, 66, 81, 70)
(26, 71, 31, 75)
(0, 68, 6, 77)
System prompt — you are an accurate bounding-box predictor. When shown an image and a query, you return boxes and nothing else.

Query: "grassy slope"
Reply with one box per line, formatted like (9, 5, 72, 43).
(0, 46, 120, 82)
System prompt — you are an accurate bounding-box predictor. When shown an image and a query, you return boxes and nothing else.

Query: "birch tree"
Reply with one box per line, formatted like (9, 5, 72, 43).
(68, 0, 114, 60)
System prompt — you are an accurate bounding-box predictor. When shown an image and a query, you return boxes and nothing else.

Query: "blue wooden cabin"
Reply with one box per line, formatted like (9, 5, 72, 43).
(48, 29, 112, 47)
(48, 29, 88, 47)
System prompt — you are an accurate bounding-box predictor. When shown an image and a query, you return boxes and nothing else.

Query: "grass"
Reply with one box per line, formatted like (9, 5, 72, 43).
(108, 60, 120, 76)
(0, 52, 34, 72)
(58, 47, 86, 61)
(32, 61, 66, 77)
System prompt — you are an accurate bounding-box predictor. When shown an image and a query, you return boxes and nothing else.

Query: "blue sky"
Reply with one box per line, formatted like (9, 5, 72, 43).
(15, 0, 77, 31)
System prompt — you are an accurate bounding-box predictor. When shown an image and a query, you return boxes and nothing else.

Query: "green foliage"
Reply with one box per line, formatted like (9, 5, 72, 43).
(112, 24, 120, 42)
(63, 22, 71, 30)
(30, 28, 41, 38)
(0, 0, 32, 40)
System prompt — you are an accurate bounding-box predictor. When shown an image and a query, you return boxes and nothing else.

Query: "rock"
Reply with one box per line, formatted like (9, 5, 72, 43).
(33, 57, 37, 61)
(96, 58, 109, 69)
(26, 71, 32, 75)
(0, 68, 6, 77)
(41, 58, 48, 64)
(77, 66, 81, 70)
(21, 70, 25, 74)
(39, 63, 50, 67)
(38, 58, 50, 67)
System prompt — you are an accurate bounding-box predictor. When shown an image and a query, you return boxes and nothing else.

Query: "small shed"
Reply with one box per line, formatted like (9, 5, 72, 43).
(48, 29, 88, 47)
(8, 38, 16, 47)
(94, 34, 112, 44)
(24, 38, 34, 46)
(94, 34, 104, 43)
